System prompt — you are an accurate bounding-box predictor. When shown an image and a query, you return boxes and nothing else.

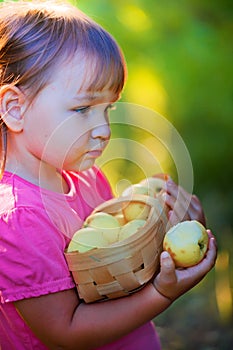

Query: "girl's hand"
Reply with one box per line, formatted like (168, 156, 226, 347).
(161, 178, 206, 226)
(153, 230, 217, 301)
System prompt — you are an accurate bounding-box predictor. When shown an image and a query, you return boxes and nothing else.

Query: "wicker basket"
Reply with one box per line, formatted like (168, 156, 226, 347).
(64, 194, 168, 303)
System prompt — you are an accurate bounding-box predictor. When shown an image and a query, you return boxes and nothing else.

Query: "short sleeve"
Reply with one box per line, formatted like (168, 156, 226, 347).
(0, 207, 75, 303)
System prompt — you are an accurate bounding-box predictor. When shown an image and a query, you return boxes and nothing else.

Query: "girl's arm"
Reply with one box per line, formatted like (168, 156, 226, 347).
(15, 232, 217, 350)
(15, 282, 170, 350)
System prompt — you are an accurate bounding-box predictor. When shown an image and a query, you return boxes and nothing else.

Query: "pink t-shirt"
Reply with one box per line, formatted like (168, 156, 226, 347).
(0, 167, 161, 350)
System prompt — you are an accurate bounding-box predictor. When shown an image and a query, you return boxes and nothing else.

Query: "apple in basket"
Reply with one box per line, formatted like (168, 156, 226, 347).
(139, 176, 167, 196)
(67, 218, 146, 253)
(114, 212, 127, 226)
(120, 176, 167, 222)
(163, 220, 209, 267)
(118, 219, 146, 241)
(84, 212, 121, 244)
(67, 212, 121, 253)
(68, 219, 140, 253)
(121, 184, 153, 222)
(67, 227, 109, 253)
(121, 183, 155, 198)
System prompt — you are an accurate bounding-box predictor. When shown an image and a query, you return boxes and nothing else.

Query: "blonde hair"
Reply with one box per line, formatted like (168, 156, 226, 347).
(0, 0, 127, 177)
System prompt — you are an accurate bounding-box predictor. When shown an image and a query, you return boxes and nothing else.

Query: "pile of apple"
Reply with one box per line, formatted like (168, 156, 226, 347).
(67, 174, 209, 268)
(67, 176, 167, 253)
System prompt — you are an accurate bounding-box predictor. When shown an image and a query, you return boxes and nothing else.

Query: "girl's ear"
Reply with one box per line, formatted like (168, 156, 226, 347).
(0, 85, 26, 133)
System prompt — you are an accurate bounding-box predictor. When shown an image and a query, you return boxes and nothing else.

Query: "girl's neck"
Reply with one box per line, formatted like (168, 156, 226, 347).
(5, 130, 70, 194)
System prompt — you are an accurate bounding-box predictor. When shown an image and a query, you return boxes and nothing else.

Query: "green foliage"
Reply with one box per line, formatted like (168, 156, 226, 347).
(77, 0, 233, 231)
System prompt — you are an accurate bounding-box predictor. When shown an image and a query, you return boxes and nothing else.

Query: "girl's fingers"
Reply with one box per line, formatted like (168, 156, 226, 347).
(207, 229, 214, 239)
(167, 210, 181, 226)
(153, 251, 177, 298)
(188, 195, 206, 226)
(188, 232, 217, 274)
(159, 251, 177, 283)
(206, 230, 218, 253)
(163, 193, 191, 222)
(185, 203, 206, 226)
(163, 180, 206, 225)
(198, 233, 217, 271)
(166, 180, 191, 201)
(166, 181, 192, 211)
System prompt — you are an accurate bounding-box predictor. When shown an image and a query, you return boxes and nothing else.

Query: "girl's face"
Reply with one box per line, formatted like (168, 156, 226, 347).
(22, 54, 119, 172)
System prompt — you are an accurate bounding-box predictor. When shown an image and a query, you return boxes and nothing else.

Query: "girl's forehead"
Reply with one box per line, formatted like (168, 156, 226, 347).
(53, 54, 120, 101)
(54, 53, 89, 79)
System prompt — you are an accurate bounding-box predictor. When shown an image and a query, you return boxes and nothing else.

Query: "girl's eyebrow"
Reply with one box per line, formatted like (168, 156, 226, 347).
(73, 94, 97, 102)
(73, 92, 119, 103)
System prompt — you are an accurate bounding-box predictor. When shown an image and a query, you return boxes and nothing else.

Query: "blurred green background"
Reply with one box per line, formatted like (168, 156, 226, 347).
(75, 1, 233, 348)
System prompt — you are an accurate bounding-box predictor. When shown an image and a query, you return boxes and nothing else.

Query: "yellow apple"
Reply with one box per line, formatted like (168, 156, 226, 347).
(163, 220, 209, 267)
(84, 212, 121, 244)
(114, 212, 127, 226)
(67, 227, 109, 253)
(122, 200, 151, 222)
(139, 176, 166, 196)
(120, 184, 152, 222)
(118, 219, 146, 241)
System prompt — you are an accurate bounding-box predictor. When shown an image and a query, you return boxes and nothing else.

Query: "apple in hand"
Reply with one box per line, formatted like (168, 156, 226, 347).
(163, 220, 209, 267)
(84, 212, 121, 244)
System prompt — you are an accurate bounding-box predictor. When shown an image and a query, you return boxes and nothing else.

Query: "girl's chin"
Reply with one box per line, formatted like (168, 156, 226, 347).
(64, 158, 96, 172)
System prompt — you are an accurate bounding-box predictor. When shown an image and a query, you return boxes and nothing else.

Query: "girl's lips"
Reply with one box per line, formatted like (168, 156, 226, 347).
(85, 149, 103, 158)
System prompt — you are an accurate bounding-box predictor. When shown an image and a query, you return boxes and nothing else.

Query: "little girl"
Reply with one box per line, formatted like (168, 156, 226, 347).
(0, 1, 217, 349)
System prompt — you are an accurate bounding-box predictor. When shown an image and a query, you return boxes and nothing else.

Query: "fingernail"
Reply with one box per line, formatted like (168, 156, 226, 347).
(161, 251, 173, 267)
(168, 210, 173, 218)
(167, 180, 173, 187)
(161, 192, 167, 201)
(162, 251, 170, 259)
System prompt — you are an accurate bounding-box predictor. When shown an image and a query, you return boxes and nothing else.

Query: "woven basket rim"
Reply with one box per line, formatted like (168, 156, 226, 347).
(65, 194, 165, 254)
(92, 194, 161, 214)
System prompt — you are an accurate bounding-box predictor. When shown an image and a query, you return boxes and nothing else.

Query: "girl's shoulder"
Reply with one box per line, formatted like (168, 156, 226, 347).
(0, 171, 81, 239)
(0, 171, 43, 215)
(0, 172, 64, 236)
(0, 171, 62, 236)
(0, 172, 75, 303)
(0, 167, 113, 238)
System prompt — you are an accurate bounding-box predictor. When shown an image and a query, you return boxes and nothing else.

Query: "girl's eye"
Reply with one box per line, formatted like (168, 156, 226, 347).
(74, 106, 91, 114)
(73, 104, 116, 115)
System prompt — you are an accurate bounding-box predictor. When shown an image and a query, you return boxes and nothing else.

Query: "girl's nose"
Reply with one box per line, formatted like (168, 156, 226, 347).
(91, 123, 111, 140)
